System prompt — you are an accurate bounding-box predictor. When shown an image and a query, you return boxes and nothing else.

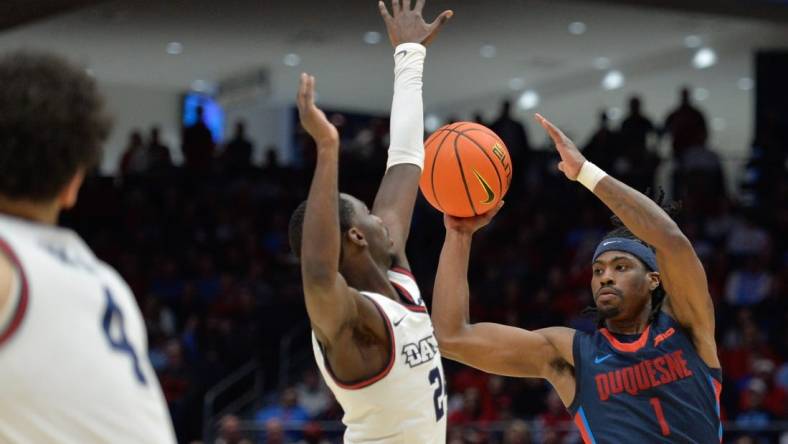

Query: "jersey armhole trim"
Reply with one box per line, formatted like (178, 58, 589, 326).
(567, 331, 582, 414)
(0, 236, 29, 347)
(317, 294, 396, 390)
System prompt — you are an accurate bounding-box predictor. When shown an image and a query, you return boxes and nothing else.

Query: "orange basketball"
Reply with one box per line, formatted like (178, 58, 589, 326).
(420, 122, 512, 218)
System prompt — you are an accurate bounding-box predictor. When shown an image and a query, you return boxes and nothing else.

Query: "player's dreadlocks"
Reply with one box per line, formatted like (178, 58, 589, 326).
(584, 188, 682, 328)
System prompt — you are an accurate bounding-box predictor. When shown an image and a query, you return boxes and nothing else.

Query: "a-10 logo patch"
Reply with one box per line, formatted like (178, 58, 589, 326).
(402, 334, 439, 368)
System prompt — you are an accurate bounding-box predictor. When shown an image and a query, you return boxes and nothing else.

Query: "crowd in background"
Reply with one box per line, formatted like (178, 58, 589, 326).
(63, 88, 788, 443)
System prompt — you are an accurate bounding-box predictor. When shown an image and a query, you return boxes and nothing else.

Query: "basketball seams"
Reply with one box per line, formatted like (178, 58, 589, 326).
(456, 132, 503, 200)
(452, 132, 479, 217)
(427, 127, 461, 213)
(456, 128, 510, 191)
(426, 123, 471, 214)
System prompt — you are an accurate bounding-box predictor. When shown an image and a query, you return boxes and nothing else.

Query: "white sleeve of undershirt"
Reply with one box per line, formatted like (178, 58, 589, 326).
(386, 42, 426, 171)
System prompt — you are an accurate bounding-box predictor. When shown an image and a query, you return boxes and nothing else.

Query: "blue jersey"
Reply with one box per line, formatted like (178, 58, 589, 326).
(569, 311, 722, 443)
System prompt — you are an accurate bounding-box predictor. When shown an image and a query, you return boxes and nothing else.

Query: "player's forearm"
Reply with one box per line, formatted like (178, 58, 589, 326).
(386, 43, 425, 171)
(593, 175, 685, 249)
(301, 146, 341, 288)
(432, 230, 473, 353)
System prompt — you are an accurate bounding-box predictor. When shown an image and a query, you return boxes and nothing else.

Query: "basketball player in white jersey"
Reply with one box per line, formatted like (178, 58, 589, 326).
(286, 1, 452, 442)
(0, 51, 176, 443)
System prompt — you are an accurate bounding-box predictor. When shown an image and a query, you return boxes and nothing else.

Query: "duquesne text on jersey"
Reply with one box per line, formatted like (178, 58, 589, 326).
(594, 350, 694, 401)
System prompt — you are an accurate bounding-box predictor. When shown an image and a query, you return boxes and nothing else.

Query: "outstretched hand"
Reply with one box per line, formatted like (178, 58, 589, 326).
(297, 73, 339, 148)
(444, 201, 504, 235)
(378, 0, 453, 47)
(535, 114, 586, 180)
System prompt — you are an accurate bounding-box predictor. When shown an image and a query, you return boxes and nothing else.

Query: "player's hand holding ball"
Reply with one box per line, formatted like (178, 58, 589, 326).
(296, 73, 338, 150)
(444, 201, 504, 235)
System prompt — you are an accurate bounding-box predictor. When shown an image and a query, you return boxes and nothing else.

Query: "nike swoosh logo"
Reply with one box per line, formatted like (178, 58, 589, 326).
(594, 354, 613, 364)
(395, 50, 408, 58)
(602, 240, 618, 246)
(393, 315, 407, 327)
(472, 169, 495, 205)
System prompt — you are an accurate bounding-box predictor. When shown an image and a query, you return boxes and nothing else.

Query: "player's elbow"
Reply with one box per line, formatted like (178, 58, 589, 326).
(659, 225, 692, 250)
(433, 327, 470, 361)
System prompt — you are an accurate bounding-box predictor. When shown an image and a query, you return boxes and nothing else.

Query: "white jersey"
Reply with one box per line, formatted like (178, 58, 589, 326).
(312, 268, 447, 444)
(0, 214, 176, 444)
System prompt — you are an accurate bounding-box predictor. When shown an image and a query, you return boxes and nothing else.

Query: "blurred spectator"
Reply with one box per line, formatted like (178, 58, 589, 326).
(215, 414, 252, 444)
(503, 419, 532, 444)
(147, 126, 173, 172)
(735, 379, 774, 442)
(182, 105, 216, 173)
(725, 256, 773, 307)
(256, 388, 309, 440)
(295, 369, 331, 418)
(533, 391, 573, 443)
(620, 95, 655, 156)
(663, 86, 708, 160)
(222, 120, 254, 174)
(491, 100, 531, 167)
(119, 130, 148, 176)
(582, 111, 618, 172)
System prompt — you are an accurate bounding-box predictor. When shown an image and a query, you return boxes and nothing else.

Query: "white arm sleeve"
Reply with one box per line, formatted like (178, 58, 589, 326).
(386, 42, 426, 171)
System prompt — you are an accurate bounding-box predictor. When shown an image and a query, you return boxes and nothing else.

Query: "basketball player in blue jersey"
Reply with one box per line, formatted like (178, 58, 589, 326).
(431, 114, 722, 443)
(286, 2, 453, 442)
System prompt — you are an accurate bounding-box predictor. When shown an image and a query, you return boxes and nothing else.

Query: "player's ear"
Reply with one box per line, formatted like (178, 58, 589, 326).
(647, 271, 660, 291)
(59, 169, 86, 210)
(346, 227, 368, 248)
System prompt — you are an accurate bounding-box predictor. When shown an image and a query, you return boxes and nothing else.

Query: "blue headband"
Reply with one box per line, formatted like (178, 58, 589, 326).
(592, 237, 658, 271)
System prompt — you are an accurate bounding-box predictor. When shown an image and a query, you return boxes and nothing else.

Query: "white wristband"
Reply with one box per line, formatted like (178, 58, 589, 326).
(576, 161, 608, 191)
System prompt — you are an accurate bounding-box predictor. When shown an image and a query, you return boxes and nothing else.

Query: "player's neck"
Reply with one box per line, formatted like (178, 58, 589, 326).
(341, 254, 397, 300)
(0, 197, 59, 225)
(604, 313, 650, 335)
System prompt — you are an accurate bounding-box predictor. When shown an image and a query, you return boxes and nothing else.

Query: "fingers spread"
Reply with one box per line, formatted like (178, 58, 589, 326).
(415, 0, 425, 13)
(378, 1, 392, 21)
(391, 0, 401, 15)
(429, 10, 453, 29)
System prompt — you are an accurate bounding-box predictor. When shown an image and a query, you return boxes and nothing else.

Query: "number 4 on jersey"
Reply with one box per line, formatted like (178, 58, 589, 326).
(101, 289, 147, 385)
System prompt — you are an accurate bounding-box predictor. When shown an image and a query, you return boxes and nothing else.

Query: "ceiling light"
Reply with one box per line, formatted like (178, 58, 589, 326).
(568, 21, 587, 35)
(517, 90, 540, 110)
(363, 31, 382, 45)
(508, 77, 525, 91)
(693, 87, 709, 101)
(684, 35, 702, 48)
(425, 114, 443, 133)
(480, 45, 497, 58)
(601, 70, 624, 90)
(607, 107, 622, 121)
(166, 42, 183, 55)
(692, 48, 717, 69)
(191, 79, 209, 92)
(283, 53, 301, 67)
(737, 77, 754, 91)
(593, 57, 610, 70)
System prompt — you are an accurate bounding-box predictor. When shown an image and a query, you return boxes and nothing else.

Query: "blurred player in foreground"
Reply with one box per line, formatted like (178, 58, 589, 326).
(0, 51, 176, 442)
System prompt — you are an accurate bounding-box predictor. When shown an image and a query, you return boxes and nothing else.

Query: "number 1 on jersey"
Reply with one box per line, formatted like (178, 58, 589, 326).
(649, 397, 670, 436)
(428, 366, 446, 421)
(101, 289, 147, 385)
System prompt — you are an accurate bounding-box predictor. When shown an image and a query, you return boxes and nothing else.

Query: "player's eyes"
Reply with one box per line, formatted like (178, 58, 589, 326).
(616, 265, 627, 271)
(593, 268, 602, 275)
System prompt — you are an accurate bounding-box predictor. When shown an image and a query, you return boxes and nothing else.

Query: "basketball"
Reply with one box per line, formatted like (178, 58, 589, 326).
(420, 122, 512, 217)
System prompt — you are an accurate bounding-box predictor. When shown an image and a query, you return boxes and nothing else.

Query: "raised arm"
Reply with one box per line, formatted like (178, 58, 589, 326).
(431, 204, 577, 404)
(535, 113, 719, 369)
(297, 74, 382, 344)
(371, 0, 452, 267)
